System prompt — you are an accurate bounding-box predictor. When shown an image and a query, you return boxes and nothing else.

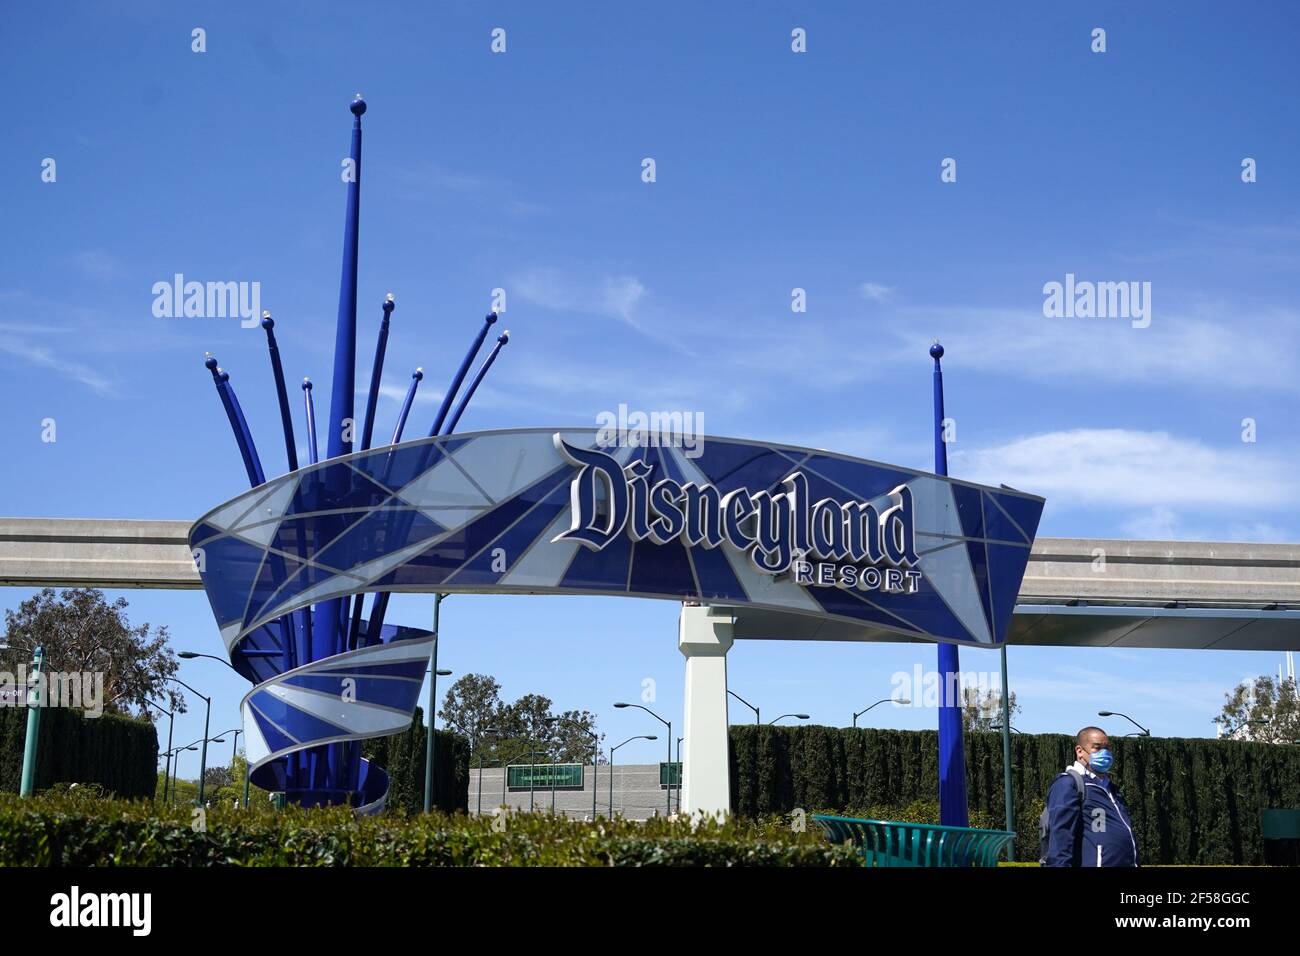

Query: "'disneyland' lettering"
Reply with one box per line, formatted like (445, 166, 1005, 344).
(551, 436, 918, 576)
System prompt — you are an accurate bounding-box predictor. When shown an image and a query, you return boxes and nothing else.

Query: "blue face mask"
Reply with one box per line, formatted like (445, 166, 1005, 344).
(1088, 748, 1114, 773)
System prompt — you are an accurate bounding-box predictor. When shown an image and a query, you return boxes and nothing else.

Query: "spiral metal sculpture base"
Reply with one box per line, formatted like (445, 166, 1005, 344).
(242, 620, 432, 813)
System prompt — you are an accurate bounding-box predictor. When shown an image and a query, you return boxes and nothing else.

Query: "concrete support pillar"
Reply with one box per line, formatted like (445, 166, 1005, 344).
(678, 604, 734, 819)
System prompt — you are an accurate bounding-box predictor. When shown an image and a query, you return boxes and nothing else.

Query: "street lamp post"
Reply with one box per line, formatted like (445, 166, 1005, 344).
(727, 689, 759, 725)
(232, 728, 246, 806)
(990, 723, 1022, 734)
(178, 651, 259, 804)
(853, 698, 907, 727)
(165, 676, 212, 804)
(545, 715, 599, 821)
(500, 747, 545, 811)
(614, 702, 673, 816)
(767, 713, 810, 725)
(167, 735, 224, 804)
(213, 728, 242, 804)
(423, 657, 453, 812)
(423, 593, 453, 813)
(165, 745, 199, 804)
(19, 646, 44, 798)
(675, 736, 683, 813)
(1098, 710, 1151, 737)
(473, 726, 502, 816)
(609, 735, 657, 821)
(142, 698, 175, 804)
(999, 645, 1015, 860)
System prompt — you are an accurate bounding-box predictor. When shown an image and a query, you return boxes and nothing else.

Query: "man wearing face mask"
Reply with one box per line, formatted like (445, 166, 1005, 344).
(1040, 726, 1139, 867)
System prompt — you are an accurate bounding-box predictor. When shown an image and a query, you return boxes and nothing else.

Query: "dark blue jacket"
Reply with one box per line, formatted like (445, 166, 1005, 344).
(1043, 763, 1139, 867)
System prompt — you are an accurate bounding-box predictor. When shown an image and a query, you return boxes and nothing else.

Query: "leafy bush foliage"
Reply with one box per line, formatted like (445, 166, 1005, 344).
(0, 793, 860, 867)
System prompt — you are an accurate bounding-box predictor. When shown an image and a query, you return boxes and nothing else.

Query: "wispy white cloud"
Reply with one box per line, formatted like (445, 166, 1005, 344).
(859, 282, 895, 302)
(1120, 505, 1184, 540)
(510, 268, 697, 359)
(953, 428, 1295, 510)
(73, 250, 124, 281)
(1120, 506, 1290, 543)
(363, 383, 442, 406)
(512, 269, 646, 323)
(894, 304, 1300, 392)
(1011, 662, 1230, 713)
(389, 163, 548, 217)
(0, 338, 115, 394)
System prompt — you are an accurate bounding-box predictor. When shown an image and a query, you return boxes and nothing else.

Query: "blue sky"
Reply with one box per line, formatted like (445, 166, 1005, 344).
(2, 2, 1297, 771)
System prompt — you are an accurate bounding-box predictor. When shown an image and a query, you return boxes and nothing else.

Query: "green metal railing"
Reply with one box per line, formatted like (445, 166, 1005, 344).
(812, 814, 1015, 867)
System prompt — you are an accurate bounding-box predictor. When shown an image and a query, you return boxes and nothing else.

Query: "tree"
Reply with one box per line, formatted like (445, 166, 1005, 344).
(545, 708, 604, 764)
(438, 673, 504, 746)
(961, 686, 1019, 732)
(1217, 675, 1299, 744)
(440, 674, 603, 766)
(203, 765, 234, 789)
(1, 588, 184, 718)
(499, 692, 555, 745)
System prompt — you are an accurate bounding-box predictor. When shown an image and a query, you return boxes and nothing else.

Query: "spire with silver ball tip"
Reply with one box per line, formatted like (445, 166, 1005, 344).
(929, 338, 970, 828)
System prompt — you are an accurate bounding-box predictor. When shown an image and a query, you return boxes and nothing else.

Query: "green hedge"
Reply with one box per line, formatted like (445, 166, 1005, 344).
(362, 708, 469, 814)
(728, 726, 1300, 864)
(0, 793, 857, 866)
(0, 707, 157, 799)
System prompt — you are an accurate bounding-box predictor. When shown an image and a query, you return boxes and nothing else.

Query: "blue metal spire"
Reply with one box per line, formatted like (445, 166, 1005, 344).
(442, 331, 510, 436)
(205, 356, 265, 487)
(931, 341, 970, 828)
(391, 367, 424, 445)
(320, 95, 369, 794)
(302, 378, 319, 465)
(196, 98, 527, 812)
(261, 313, 298, 473)
(328, 94, 366, 462)
(315, 97, 367, 785)
(428, 312, 497, 436)
(360, 293, 395, 451)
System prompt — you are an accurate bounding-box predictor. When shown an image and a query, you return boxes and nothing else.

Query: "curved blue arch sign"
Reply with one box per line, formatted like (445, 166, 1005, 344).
(190, 427, 1042, 806)
(191, 427, 1043, 653)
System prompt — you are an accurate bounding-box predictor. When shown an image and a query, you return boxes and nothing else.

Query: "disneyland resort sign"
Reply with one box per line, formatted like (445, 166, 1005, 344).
(192, 427, 1043, 651)
(555, 437, 924, 596)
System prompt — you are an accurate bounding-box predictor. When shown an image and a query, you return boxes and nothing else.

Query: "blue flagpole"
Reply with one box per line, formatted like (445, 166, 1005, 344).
(370, 312, 497, 640)
(428, 312, 497, 437)
(205, 356, 265, 486)
(346, 294, 396, 650)
(931, 341, 969, 828)
(296, 376, 323, 793)
(260, 313, 298, 473)
(327, 94, 365, 464)
(391, 368, 423, 446)
(319, 95, 367, 799)
(360, 293, 395, 452)
(302, 378, 319, 465)
(206, 354, 301, 790)
(365, 367, 425, 637)
(259, 313, 314, 720)
(442, 331, 509, 435)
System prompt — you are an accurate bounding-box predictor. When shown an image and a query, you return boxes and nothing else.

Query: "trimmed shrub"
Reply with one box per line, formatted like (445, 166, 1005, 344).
(0, 793, 859, 867)
(362, 708, 469, 814)
(728, 726, 1300, 865)
(0, 707, 156, 798)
